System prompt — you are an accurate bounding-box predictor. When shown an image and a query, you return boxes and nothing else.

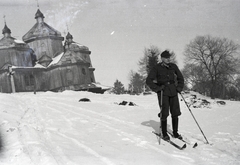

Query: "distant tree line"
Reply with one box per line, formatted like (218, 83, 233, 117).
(111, 35, 240, 100)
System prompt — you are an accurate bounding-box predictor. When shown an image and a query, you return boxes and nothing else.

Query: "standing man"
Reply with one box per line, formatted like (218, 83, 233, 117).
(146, 50, 184, 141)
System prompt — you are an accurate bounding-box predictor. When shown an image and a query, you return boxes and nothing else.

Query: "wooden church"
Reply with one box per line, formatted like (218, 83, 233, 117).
(0, 9, 105, 93)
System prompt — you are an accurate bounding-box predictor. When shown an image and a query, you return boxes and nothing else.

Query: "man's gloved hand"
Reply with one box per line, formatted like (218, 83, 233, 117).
(156, 85, 165, 93)
(176, 87, 182, 93)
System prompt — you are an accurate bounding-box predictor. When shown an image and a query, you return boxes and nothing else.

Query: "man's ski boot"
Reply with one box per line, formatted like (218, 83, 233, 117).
(173, 132, 183, 140)
(162, 133, 170, 141)
(172, 117, 183, 140)
(161, 120, 170, 141)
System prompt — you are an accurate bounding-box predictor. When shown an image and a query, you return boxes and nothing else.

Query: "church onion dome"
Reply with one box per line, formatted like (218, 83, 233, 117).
(66, 32, 73, 39)
(35, 9, 45, 19)
(2, 24, 11, 34)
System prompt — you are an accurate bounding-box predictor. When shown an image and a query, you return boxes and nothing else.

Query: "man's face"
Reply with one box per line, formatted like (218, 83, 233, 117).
(161, 57, 171, 64)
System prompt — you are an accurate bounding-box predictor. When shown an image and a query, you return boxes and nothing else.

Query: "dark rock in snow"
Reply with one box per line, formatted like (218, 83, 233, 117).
(119, 101, 137, 106)
(217, 101, 226, 105)
(119, 101, 128, 105)
(79, 98, 91, 102)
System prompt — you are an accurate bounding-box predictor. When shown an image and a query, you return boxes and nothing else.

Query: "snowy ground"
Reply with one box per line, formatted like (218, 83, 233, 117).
(0, 91, 239, 165)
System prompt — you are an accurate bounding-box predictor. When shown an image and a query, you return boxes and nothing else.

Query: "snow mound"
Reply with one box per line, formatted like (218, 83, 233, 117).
(181, 91, 226, 109)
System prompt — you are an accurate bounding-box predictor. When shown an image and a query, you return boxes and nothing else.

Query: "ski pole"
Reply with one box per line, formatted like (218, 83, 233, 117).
(179, 93, 209, 144)
(158, 90, 163, 145)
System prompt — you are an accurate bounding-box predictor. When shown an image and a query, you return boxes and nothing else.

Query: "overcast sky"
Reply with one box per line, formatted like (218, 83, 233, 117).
(1, 0, 240, 87)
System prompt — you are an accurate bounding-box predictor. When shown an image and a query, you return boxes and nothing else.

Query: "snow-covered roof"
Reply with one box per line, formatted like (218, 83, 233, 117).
(92, 83, 112, 90)
(34, 63, 46, 68)
(0, 37, 28, 49)
(14, 39, 25, 44)
(48, 52, 64, 66)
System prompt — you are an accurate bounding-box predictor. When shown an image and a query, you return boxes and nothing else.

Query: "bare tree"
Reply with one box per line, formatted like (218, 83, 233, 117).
(182, 63, 212, 95)
(184, 35, 240, 99)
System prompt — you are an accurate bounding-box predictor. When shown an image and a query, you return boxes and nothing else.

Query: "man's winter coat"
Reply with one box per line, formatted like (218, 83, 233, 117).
(146, 62, 184, 96)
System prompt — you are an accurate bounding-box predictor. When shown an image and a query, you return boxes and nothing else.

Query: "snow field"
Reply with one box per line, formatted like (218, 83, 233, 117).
(0, 91, 239, 165)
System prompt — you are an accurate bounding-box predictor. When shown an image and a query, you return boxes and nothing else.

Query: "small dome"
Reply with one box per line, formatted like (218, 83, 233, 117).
(66, 32, 73, 39)
(2, 24, 11, 34)
(35, 9, 45, 19)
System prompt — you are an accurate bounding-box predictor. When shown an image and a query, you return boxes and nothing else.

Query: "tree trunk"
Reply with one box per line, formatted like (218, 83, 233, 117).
(210, 80, 216, 99)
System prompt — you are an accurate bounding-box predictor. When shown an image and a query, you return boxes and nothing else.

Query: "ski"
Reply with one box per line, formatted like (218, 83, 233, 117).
(152, 131, 187, 150)
(167, 130, 198, 148)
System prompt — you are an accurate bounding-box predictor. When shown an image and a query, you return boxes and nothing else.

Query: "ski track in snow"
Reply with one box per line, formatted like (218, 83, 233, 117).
(56, 132, 115, 165)
(43, 94, 240, 165)
(42, 96, 191, 165)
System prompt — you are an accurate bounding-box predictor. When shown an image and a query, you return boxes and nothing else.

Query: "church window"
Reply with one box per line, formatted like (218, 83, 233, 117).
(82, 68, 86, 75)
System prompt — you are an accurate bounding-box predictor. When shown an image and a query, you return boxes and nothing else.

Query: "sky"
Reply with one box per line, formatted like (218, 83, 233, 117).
(0, 0, 240, 87)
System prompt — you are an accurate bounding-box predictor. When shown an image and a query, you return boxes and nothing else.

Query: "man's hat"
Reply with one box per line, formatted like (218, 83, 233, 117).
(161, 50, 171, 58)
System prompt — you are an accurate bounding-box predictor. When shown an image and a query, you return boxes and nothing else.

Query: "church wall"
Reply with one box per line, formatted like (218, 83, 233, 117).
(27, 37, 63, 60)
(47, 68, 63, 90)
(50, 38, 64, 57)
(76, 52, 96, 83)
(33, 63, 93, 92)
(77, 65, 91, 84)
(0, 70, 11, 93)
(46, 63, 92, 91)
(10, 68, 45, 92)
(0, 48, 33, 68)
(89, 71, 96, 83)
(0, 62, 96, 93)
(36, 71, 49, 91)
(82, 52, 92, 66)
(14, 72, 24, 92)
(27, 38, 50, 60)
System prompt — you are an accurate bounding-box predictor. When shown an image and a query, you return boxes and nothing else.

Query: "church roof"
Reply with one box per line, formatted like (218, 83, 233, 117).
(22, 9, 63, 42)
(0, 37, 27, 47)
(48, 52, 64, 66)
(70, 42, 90, 52)
(22, 22, 62, 42)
